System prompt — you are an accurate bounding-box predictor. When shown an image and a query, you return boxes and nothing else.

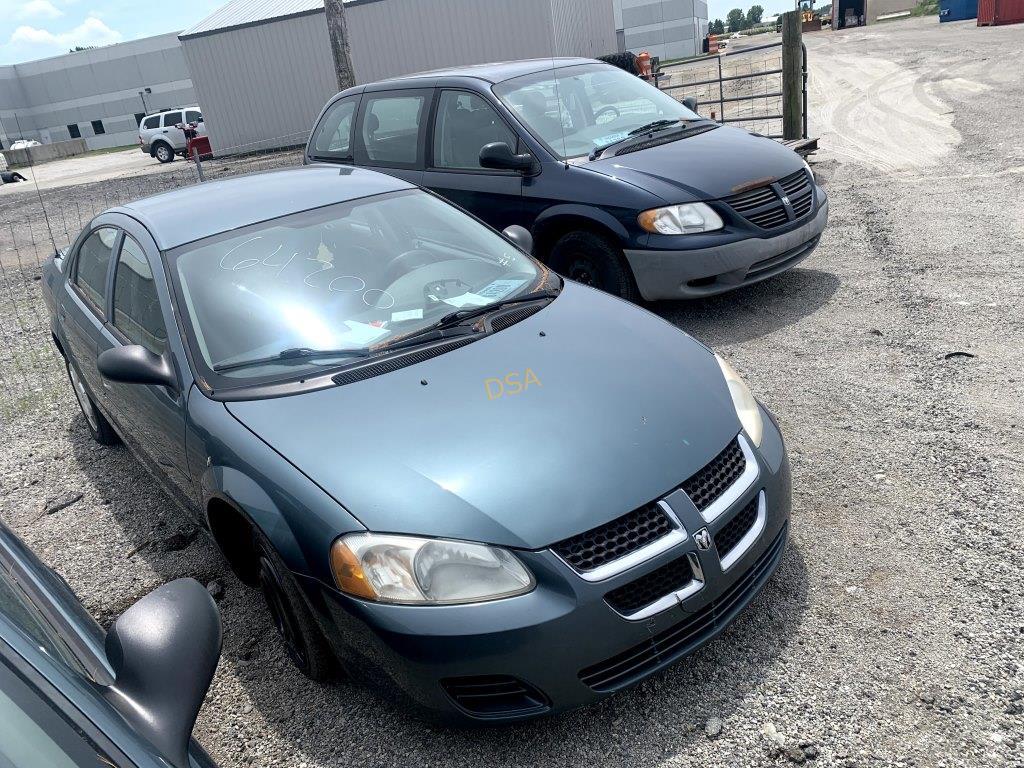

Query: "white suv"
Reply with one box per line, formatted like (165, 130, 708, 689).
(138, 106, 206, 163)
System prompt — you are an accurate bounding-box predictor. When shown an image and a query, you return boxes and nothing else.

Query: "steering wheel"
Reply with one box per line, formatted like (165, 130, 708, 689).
(594, 105, 621, 123)
(382, 249, 438, 285)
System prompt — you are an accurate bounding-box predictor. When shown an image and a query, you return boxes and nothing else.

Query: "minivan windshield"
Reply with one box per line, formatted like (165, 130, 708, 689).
(171, 189, 547, 385)
(494, 63, 703, 161)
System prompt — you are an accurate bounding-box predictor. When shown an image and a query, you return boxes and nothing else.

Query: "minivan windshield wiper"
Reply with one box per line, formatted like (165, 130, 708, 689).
(213, 346, 371, 373)
(589, 118, 692, 160)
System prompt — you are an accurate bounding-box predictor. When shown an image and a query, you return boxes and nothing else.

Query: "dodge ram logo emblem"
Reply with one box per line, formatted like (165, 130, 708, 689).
(694, 528, 712, 551)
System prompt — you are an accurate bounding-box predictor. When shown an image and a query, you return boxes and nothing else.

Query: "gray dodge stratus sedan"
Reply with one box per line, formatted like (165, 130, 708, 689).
(42, 166, 791, 722)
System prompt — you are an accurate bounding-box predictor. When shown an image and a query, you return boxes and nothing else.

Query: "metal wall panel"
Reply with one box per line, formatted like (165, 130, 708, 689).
(181, 12, 337, 153)
(549, 0, 618, 58)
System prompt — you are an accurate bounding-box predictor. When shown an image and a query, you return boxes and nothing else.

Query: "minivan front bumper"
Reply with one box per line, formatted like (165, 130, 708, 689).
(309, 412, 791, 723)
(624, 197, 829, 300)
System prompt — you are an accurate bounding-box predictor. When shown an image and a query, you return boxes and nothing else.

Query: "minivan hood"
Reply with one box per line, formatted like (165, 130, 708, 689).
(584, 124, 805, 203)
(225, 283, 740, 550)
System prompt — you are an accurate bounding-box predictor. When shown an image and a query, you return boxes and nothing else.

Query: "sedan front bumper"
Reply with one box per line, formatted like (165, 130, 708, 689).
(624, 197, 829, 300)
(307, 412, 792, 722)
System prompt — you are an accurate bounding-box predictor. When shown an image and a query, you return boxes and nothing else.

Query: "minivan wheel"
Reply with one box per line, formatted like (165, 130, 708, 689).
(154, 143, 175, 163)
(254, 533, 336, 681)
(66, 361, 119, 445)
(550, 231, 640, 302)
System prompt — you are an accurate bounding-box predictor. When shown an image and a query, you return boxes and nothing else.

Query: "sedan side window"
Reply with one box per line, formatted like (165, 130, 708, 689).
(433, 91, 519, 170)
(311, 98, 357, 159)
(73, 227, 118, 313)
(359, 93, 426, 166)
(113, 236, 167, 355)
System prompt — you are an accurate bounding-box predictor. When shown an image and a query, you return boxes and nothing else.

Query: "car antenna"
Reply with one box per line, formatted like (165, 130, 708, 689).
(13, 112, 59, 256)
(547, 25, 570, 169)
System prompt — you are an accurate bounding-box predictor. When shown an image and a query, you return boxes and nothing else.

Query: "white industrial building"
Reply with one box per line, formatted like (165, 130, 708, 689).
(613, 0, 709, 61)
(179, 0, 618, 154)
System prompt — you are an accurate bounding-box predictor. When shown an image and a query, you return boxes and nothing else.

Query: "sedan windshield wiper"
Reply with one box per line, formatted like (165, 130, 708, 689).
(213, 346, 371, 373)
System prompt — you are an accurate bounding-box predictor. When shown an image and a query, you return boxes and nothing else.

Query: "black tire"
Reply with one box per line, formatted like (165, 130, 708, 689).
(153, 142, 175, 163)
(549, 230, 640, 302)
(65, 361, 119, 445)
(253, 530, 336, 681)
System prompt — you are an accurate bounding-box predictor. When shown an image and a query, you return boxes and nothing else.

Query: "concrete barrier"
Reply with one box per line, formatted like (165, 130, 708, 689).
(1, 138, 89, 167)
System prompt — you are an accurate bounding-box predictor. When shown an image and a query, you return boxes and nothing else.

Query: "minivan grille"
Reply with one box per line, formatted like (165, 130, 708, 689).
(680, 437, 746, 512)
(441, 675, 548, 717)
(722, 169, 813, 231)
(605, 554, 694, 615)
(579, 524, 787, 692)
(714, 494, 759, 559)
(553, 503, 673, 573)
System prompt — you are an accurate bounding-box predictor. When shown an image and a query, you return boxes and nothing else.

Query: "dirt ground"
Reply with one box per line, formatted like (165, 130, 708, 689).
(1, 16, 1022, 768)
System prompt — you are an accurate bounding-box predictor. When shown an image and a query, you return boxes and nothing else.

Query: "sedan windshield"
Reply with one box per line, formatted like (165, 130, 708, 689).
(494, 63, 702, 161)
(170, 189, 546, 384)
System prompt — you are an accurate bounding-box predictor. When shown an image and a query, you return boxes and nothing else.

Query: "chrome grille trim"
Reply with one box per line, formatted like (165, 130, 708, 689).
(718, 491, 767, 572)
(696, 433, 760, 524)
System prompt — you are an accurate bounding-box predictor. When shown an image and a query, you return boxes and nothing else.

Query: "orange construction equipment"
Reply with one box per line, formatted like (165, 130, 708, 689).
(637, 50, 652, 78)
(708, 34, 719, 54)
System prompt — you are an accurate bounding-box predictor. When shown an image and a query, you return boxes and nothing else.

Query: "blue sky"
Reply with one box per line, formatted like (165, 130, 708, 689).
(0, 0, 805, 65)
(708, 0, 801, 24)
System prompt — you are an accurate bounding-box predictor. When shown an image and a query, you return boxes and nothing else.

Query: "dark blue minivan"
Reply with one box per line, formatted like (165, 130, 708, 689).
(305, 58, 828, 300)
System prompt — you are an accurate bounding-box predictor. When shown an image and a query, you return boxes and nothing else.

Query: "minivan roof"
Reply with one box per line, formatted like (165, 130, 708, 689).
(380, 57, 597, 85)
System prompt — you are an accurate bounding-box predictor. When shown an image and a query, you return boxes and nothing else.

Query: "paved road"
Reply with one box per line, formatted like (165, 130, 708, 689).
(1, 17, 1021, 768)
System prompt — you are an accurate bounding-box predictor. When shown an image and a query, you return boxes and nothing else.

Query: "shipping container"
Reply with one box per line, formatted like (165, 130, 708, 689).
(978, 0, 1024, 24)
(941, 0, 978, 20)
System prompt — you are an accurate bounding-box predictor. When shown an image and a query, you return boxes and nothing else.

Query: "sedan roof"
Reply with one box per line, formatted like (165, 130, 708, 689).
(115, 166, 414, 250)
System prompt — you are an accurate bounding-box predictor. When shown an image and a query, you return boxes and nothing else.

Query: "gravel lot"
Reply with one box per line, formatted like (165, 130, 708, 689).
(1, 17, 1022, 768)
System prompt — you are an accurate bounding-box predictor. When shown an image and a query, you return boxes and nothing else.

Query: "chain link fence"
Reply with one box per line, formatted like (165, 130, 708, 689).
(0, 136, 306, 419)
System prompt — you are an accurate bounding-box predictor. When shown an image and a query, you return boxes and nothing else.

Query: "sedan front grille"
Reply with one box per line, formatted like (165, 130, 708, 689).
(552, 503, 674, 573)
(579, 523, 787, 692)
(722, 169, 813, 231)
(604, 554, 694, 615)
(714, 494, 759, 559)
(680, 437, 746, 513)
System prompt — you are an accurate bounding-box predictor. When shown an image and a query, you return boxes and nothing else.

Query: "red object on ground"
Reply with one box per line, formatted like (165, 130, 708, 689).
(978, 0, 1024, 24)
(187, 135, 212, 160)
(708, 34, 719, 54)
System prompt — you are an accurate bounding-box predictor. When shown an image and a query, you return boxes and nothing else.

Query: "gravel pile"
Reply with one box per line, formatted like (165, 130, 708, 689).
(1, 17, 1021, 768)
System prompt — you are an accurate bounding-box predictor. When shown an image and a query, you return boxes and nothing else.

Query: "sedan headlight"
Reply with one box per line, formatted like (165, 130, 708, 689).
(638, 203, 724, 235)
(715, 353, 764, 447)
(330, 533, 534, 605)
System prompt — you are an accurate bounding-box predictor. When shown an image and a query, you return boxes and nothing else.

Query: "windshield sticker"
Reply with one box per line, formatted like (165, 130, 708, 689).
(595, 131, 629, 147)
(476, 278, 527, 300)
(443, 292, 491, 309)
(341, 321, 390, 346)
(391, 308, 423, 322)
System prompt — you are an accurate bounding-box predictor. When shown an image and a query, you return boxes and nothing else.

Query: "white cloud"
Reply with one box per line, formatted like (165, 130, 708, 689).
(15, 0, 64, 19)
(9, 16, 122, 50)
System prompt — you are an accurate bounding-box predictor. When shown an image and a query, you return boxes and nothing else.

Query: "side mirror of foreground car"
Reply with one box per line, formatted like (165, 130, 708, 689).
(479, 142, 537, 174)
(503, 224, 534, 254)
(98, 344, 176, 389)
(102, 579, 222, 768)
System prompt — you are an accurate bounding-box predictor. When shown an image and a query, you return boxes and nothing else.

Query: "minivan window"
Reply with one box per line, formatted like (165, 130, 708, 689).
(360, 94, 426, 166)
(433, 91, 519, 170)
(494, 63, 702, 160)
(73, 228, 118, 312)
(162, 111, 182, 128)
(142, 116, 159, 130)
(312, 97, 357, 159)
(113, 236, 167, 355)
(170, 189, 544, 385)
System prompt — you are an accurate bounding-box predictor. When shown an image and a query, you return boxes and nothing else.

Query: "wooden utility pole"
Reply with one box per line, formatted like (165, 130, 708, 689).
(324, 0, 356, 92)
(780, 10, 803, 140)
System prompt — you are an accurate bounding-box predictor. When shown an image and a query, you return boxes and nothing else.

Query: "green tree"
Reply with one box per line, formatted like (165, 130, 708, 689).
(726, 8, 747, 30)
(746, 4, 765, 25)
(710, 18, 726, 35)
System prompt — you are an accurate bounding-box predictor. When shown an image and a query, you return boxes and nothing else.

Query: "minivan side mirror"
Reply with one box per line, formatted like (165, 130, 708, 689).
(502, 225, 534, 254)
(682, 96, 699, 112)
(479, 142, 537, 174)
(102, 579, 221, 768)
(98, 345, 175, 389)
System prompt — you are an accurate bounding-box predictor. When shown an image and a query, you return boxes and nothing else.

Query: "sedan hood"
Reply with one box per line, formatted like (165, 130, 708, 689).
(226, 284, 741, 550)
(584, 124, 805, 203)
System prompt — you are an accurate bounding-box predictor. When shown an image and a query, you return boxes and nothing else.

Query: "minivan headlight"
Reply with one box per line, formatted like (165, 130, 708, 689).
(638, 203, 724, 235)
(330, 533, 535, 605)
(715, 353, 764, 447)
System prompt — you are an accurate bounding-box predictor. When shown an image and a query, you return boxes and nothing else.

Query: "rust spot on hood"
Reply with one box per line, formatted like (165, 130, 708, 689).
(730, 176, 776, 194)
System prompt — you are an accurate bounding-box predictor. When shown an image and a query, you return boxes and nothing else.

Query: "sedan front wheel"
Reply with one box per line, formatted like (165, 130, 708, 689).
(66, 362, 119, 445)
